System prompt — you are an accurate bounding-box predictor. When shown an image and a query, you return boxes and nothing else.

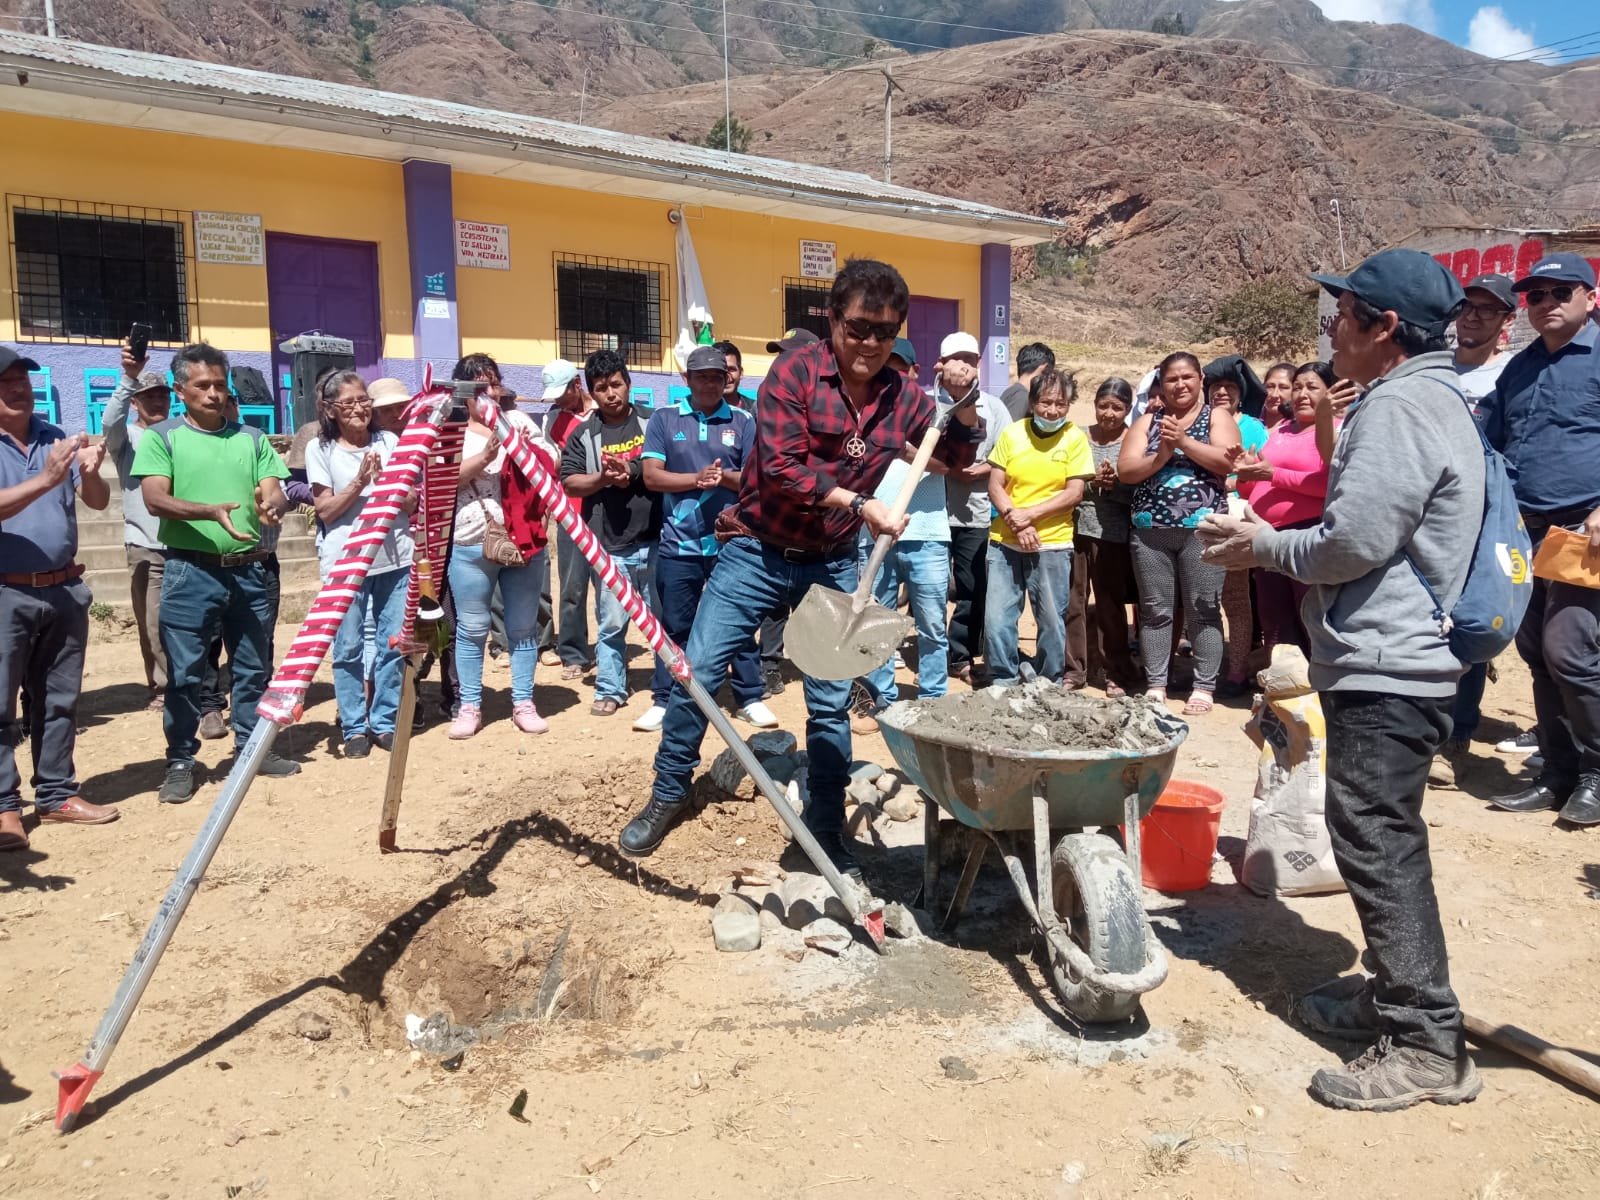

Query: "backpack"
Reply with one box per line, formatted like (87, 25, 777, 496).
(1406, 379, 1533, 664)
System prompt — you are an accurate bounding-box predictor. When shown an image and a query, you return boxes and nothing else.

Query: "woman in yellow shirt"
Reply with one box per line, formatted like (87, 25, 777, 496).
(984, 368, 1096, 689)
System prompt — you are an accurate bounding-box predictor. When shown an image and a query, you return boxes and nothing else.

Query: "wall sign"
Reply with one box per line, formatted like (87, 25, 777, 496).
(992, 340, 1008, 364)
(424, 271, 448, 296)
(994, 304, 1007, 325)
(194, 211, 264, 265)
(800, 239, 837, 279)
(421, 298, 451, 320)
(455, 220, 511, 270)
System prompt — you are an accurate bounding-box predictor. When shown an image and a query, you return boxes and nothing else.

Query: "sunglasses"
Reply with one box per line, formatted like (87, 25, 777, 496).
(1522, 285, 1577, 306)
(1458, 302, 1510, 320)
(839, 317, 902, 345)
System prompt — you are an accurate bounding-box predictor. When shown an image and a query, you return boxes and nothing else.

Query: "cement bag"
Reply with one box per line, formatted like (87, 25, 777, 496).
(1239, 646, 1346, 897)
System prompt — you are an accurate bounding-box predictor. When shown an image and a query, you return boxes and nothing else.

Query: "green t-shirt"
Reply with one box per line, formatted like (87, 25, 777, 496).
(131, 418, 289, 554)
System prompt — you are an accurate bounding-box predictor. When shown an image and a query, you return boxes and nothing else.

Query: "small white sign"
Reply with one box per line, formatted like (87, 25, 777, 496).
(194, 211, 263, 266)
(799, 239, 837, 280)
(421, 298, 451, 320)
(992, 340, 1008, 364)
(455, 220, 511, 270)
(994, 304, 1007, 325)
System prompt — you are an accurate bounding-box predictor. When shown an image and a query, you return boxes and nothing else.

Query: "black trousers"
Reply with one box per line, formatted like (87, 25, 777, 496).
(1322, 690, 1462, 1059)
(1519, 512, 1600, 784)
(947, 526, 989, 669)
(0, 579, 89, 814)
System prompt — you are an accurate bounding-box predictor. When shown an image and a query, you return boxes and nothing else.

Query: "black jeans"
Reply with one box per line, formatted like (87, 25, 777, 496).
(554, 527, 592, 668)
(1322, 690, 1462, 1058)
(1518, 513, 1600, 783)
(0, 579, 89, 814)
(947, 526, 989, 669)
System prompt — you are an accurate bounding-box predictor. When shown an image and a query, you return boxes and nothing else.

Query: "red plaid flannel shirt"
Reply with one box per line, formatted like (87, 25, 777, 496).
(736, 339, 982, 553)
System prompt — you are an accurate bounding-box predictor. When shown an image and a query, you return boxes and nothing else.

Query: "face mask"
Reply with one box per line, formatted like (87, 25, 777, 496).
(1031, 414, 1067, 434)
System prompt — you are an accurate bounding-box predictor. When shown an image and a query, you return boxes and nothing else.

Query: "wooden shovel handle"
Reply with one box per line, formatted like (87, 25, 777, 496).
(855, 421, 945, 606)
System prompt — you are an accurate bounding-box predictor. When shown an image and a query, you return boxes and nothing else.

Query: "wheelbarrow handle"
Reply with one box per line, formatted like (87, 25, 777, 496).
(854, 417, 947, 611)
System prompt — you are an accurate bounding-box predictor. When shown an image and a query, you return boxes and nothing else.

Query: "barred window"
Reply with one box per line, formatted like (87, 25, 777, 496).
(9, 197, 191, 343)
(554, 253, 669, 367)
(781, 277, 832, 342)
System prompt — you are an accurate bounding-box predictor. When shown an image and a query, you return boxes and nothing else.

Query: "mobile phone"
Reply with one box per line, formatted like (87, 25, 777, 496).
(128, 322, 153, 360)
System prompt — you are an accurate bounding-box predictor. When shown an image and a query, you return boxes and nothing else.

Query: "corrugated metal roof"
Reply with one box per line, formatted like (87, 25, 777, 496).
(0, 31, 1057, 244)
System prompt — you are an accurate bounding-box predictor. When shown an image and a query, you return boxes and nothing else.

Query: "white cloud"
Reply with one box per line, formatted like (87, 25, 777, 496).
(1466, 7, 1538, 59)
(1309, 0, 1439, 34)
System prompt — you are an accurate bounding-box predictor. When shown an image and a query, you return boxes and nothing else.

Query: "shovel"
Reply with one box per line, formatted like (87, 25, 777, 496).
(787, 396, 974, 681)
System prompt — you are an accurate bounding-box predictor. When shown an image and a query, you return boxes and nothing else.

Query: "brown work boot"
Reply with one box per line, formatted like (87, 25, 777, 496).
(38, 797, 121, 825)
(199, 710, 229, 740)
(1427, 739, 1469, 790)
(1309, 1036, 1481, 1112)
(0, 810, 28, 852)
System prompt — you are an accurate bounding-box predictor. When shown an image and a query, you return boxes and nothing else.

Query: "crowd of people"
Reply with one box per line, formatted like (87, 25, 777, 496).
(1, 248, 1597, 1114)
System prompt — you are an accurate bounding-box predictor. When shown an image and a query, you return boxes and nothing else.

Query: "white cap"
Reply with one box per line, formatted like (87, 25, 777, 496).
(939, 331, 980, 359)
(540, 359, 579, 400)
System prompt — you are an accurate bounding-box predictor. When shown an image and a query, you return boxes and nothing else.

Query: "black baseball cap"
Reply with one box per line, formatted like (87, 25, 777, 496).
(766, 328, 819, 353)
(0, 346, 42, 375)
(1311, 248, 1465, 336)
(1512, 251, 1597, 292)
(685, 344, 728, 374)
(1462, 273, 1516, 312)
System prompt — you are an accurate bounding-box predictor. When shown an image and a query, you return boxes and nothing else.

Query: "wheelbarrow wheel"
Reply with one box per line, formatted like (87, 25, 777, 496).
(1048, 832, 1145, 1023)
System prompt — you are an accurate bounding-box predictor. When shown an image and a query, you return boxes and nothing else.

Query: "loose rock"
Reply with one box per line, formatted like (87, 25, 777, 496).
(882, 901, 921, 940)
(848, 760, 884, 784)
(749, 730, 799, 760)
(882, 792, 920, 823)
(940, 1055, 977, 1081)
(711, 895, 762, 953)
(293, 1012, 332, 1042)
(874, 772, 902, 798)
(555, 778, 587, 804)
(780, 873, 853, 929)
(801, 918, 852, 956)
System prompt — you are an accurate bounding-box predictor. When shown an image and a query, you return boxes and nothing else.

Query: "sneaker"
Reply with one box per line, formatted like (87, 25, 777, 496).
(449, 704, 481, 739)
(1496, 729, 1538, 754)
(735, 700, 779, 729)
(1525, 751, 1544, 773)
(373, 732, 395, 751)
(539, 649, 561, 666)
(761, 664, 786, 698)
(632, 703, 667, 733)
(158, 762, 196, 804)
(1427, 739, 1469, 790)
(511, 701, 549, 734)
(848, 681, 881, 735)
(1309, 1036, 1482, 1112)
(1297, 973, 1379, 1041)
(259, 752, 302, 778)
(198, 711, 228, 740)
(344, 734, 371, 759)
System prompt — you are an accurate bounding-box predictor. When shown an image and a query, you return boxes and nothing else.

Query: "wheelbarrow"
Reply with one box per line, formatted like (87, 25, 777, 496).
(876, 701, 1189, 1023)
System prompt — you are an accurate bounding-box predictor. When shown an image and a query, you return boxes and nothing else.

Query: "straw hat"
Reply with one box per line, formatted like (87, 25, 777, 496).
(369, 377, 411, 408)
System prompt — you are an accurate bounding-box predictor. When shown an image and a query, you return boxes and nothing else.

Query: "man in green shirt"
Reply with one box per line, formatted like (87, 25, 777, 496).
(132, 343, 296, 802)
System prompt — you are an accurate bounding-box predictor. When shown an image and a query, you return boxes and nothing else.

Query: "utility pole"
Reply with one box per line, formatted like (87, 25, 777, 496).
(45, 0, 58, 38)
(722, 0, 732, 151)
(1329, 198, 1347, 269)
(881, 66, 903, 183)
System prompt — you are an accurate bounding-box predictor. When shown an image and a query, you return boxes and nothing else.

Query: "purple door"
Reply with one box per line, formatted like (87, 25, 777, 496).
(906, 296, 959, 391)
(266, 233, 383, 412)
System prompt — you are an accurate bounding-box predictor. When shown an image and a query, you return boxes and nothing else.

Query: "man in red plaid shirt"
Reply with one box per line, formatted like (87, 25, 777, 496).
(619, 259, 984, 872)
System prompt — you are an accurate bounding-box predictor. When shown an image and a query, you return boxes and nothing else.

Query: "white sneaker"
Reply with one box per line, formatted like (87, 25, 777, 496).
(735, 700, 779, 729)
(1495, 729, 1538, 754)
(632, 703, 667, 733)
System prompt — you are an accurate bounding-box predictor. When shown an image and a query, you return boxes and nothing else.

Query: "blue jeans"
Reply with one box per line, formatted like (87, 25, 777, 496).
(862, 538, 950, 705)
(656, 553, 762, 707)
(160, 557, 276, 764)
(594, 543, 670, 705)
(448, 543, 546, 708)
(333, 567, 407, 738)
(984, 542, 1072, 688)
(1450, 660, 1488, 743)
(652, 537, 856, 834)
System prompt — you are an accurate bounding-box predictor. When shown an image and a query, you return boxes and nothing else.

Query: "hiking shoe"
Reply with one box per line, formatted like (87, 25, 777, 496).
(344, 734, 371, 759)
(198, 711, 228, 740)
(735, 700, 779, 729)
(158, 762, 196, 804)
(762, 664, 786, 698)
(848, 681, 881, 734)
(1495, 729, 1538, 754)
(1309, 1036, 1482, 1112)
(618, 795, 691, 857)
(511, 701, 549, 734)
(1427, 739, 1469, 790)
(1297, 973, 1379, 1041)
(449, 703, 482, 739)
(259, 752, 302, 778)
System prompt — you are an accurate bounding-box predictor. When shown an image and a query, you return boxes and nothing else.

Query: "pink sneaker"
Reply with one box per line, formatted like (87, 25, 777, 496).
(448, 703, 481, 739)
(511, 701, 549, 734)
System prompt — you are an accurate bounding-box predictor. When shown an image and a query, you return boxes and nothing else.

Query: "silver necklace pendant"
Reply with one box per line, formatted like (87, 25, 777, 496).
(844, 435, 867, 459)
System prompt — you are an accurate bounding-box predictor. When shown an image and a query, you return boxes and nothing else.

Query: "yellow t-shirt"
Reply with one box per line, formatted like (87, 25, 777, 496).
(987, 420, 1096, 547)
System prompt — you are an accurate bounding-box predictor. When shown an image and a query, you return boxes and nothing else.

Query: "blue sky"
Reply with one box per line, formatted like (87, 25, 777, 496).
(1311, 1, 1598, 63)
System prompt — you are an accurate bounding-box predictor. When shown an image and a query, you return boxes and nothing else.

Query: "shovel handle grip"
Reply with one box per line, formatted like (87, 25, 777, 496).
(855, 419, 945, 607)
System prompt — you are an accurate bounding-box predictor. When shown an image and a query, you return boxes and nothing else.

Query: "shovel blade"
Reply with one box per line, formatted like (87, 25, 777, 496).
(785, 584, 914, 681)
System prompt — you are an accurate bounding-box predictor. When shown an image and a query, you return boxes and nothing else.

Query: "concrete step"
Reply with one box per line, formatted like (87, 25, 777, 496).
(75, 512, 316, 549)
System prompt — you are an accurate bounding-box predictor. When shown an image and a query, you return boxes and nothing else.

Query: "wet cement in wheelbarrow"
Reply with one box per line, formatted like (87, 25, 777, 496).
(891, 682, 1172, 753)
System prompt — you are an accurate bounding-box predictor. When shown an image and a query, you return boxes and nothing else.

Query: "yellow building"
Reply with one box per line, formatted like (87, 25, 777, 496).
(0, 31, 1054, 432)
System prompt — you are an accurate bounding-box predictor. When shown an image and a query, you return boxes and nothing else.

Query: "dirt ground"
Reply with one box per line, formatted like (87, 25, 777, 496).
(2, 620, 1598, 1200)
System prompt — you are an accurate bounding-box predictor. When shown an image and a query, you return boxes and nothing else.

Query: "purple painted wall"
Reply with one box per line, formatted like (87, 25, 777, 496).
(979, 243, 1012, 396)
(402, 159, 460, 366)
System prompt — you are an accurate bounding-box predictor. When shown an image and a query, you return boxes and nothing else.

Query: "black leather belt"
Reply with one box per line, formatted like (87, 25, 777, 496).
(169, 548, 272, 568)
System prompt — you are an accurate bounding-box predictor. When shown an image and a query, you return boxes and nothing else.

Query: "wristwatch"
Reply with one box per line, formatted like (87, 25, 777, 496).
(849, 494, 869, 517)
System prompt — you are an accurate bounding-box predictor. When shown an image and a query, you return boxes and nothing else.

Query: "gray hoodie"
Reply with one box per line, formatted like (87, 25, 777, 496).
(1254, 352, 1484, 698)
(101, 375, 163, 550)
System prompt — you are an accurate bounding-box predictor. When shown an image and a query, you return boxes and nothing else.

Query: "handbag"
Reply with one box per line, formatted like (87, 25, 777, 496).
(474, 485, 525, 567)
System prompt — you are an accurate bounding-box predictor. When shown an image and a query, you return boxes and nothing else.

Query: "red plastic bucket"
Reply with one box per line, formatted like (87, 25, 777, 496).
(1133, 780, 1226, 892)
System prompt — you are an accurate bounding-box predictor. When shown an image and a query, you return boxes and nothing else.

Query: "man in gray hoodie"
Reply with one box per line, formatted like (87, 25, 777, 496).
(1200, 249, 1484, 1112)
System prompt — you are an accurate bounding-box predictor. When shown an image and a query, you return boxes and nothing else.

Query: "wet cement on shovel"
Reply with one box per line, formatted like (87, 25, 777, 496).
(887, 682, 1172, 754)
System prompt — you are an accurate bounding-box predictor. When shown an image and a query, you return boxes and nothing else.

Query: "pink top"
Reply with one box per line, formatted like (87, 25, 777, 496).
(1238, 421, 1336, 528)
